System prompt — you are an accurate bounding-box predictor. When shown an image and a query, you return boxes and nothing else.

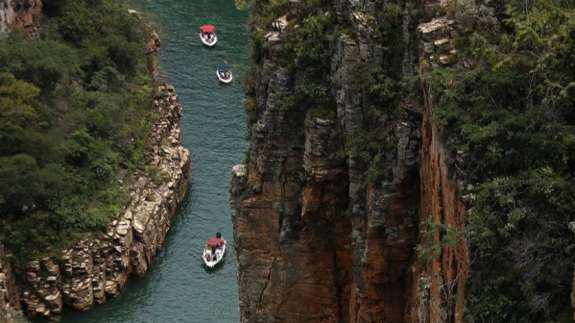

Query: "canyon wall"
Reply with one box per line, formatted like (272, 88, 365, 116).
(231, 0, 469, 322)
(0, 0, 42, 33)
(0, 13, 192, 318)
(20, 82, 191, 318)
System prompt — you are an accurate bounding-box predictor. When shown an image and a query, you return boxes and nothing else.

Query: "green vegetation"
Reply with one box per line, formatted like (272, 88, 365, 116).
(281, 8, 334, 112)
(427, 1, 575, 321)
(245, 0, 415, 188)
(246, 0, 574, 319)
(416, 219, 462, 265)
(0, 0, 155, 260)
(245, 0, 335, 114)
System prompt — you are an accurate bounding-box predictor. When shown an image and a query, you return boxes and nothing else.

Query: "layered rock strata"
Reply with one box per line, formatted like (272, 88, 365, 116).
(20, 83, 190, 317)
(231, 0, 468, 322)
(0, 0, 42, 33)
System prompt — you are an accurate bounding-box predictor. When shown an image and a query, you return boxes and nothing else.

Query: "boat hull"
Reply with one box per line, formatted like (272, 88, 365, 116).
(217, 70, 233, 84)
(200, 33, 217, 47)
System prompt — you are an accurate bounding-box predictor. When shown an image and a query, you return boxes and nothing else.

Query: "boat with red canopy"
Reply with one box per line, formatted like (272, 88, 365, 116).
(203, 235, 226, 268)
(199, 24, 217, 47)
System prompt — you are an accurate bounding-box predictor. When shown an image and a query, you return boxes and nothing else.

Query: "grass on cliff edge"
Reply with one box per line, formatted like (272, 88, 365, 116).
(0, 0, 157, 263)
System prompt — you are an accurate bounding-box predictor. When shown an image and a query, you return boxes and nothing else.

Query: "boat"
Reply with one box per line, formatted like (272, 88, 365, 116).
(199, 24, 217, 47)
(203, 238, 226, 268)
(217, 64, 233, 84)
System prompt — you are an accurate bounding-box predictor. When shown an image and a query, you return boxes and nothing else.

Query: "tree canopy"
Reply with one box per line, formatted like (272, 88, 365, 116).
(0, 0, 155, 260)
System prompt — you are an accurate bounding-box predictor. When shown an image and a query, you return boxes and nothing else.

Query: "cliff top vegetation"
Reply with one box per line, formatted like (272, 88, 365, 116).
(428, 0, 575, 321)
(0, 0, 156, 261)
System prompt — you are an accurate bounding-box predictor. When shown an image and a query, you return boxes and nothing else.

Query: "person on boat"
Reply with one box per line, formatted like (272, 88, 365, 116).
(214, 232, 224, 247)
(219, 62, 230, 79)
(207, 232, 225, 254)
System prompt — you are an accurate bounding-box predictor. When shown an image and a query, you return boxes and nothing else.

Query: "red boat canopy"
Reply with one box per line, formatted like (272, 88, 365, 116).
(200, 24, 215, 33)
(207, 237, 221, 247)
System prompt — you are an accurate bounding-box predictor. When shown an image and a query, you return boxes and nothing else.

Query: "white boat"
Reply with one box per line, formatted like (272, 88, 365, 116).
(199, 32, 217, 47)
(217, 68, 233, 84)
(203, 239, 226, 268)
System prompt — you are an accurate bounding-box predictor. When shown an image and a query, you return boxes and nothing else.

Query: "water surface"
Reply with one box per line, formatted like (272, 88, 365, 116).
(62, 0, 248, 321)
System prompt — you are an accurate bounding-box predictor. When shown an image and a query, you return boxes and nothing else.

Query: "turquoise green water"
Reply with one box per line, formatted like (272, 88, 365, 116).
(61, 1, 248, 322)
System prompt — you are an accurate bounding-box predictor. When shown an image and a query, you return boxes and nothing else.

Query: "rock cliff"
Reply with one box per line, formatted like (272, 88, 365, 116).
(231, 0, 469, 322)
(0, 0, 42, 33)
(19, 82, 191, 317)
(0, 14, 192, 318)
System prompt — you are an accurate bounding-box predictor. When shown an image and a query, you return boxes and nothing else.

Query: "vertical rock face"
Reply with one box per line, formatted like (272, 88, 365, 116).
(20, 83, 191, 317)
(231, 61, 351, 322)
(232, 0, 468, 322)
(404, 11, 469, 323)
(403, 98, 468, 323)
(0, 0, 42, 33)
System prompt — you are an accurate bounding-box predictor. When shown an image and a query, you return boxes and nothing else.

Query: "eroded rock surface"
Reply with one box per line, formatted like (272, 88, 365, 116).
(231, 0, 469, 322)
(20, 83, 191, 317)
(0, 5, 191, 321)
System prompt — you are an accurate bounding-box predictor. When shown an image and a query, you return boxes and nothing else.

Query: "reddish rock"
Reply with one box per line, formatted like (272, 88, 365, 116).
(232, 1, 469, 322)
(404, 98, 469, 323)
(0, 0, 42, 34)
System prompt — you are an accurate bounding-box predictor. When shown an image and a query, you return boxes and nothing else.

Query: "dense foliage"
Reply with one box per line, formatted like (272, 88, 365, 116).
(428, 1, 575, 321)
(0, 0, 154, 260)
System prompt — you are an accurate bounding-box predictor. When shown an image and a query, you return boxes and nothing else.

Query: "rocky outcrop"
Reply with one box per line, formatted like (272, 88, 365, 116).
(232, 0, 468, 322)
(20, 83, 190, 317)
(0, 0, 42, 33)
(0, 243, 26, 323)
(0, 4, 191, 320)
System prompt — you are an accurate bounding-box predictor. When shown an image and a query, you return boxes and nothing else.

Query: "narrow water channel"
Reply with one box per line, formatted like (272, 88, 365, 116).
(61, 0, 248, 321)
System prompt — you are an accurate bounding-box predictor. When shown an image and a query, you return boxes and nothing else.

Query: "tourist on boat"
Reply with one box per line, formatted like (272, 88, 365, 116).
(199, 24, 217, 47)
(214, 232, 224, 246)
(219, 62, 230, 78)
(207, 232, 224, 253)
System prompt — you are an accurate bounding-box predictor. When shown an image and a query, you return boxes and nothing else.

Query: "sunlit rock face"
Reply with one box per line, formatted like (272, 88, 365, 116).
(0, 0, 42, 33)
